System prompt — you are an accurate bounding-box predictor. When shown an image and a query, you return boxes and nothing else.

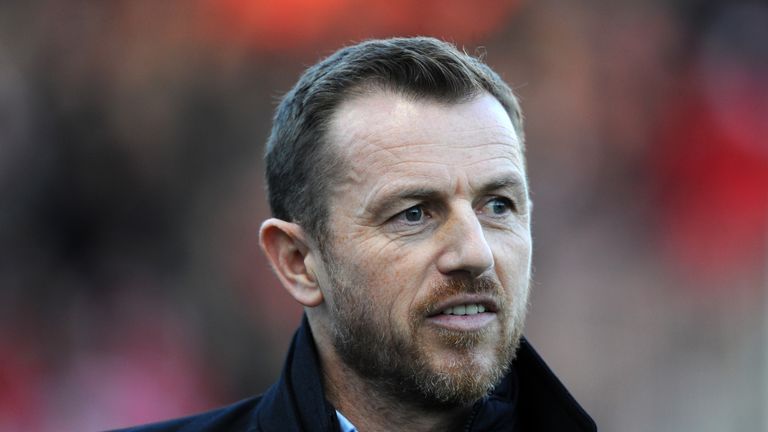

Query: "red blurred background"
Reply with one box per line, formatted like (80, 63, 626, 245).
(0, 1, 765, 430)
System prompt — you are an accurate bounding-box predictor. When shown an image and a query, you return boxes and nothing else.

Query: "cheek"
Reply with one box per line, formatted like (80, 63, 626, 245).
(491, 233, 532, 285)
(343, 243, 434, 320)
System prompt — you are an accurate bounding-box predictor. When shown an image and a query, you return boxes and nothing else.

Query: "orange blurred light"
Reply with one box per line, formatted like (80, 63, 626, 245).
(203, 0, 522, 54)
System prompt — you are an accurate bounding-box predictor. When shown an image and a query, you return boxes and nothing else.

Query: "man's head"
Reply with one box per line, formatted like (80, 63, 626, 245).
(264, 36, 524, 245)
(260, 37, 531, 409)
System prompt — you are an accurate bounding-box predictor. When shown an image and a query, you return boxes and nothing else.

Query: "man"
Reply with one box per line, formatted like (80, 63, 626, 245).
(117, 37, 596, 431)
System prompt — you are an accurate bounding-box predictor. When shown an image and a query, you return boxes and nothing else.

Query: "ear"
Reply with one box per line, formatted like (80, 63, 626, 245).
(259, 218, 324, 307)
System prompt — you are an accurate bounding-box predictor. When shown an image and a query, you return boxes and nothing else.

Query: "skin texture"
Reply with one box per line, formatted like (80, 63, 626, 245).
(260, 91, 532, 432)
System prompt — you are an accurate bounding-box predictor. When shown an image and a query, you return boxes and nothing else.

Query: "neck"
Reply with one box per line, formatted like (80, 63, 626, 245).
(317, 339, 473, 432)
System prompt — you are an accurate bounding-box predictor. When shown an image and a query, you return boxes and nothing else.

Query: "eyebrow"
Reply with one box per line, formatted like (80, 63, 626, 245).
(477, 174, 526, 196)
(365, 173, 528, 218)
(366, 186, 444, 218)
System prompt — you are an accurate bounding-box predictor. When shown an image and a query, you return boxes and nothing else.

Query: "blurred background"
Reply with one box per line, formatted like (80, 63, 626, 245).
(1, 0, 766, 430)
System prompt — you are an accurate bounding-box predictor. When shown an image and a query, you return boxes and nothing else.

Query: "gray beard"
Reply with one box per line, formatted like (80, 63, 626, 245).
(326, 265, 525, 410)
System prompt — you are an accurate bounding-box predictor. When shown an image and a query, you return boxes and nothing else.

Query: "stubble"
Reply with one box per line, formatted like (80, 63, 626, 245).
(325, 260, 527, 409)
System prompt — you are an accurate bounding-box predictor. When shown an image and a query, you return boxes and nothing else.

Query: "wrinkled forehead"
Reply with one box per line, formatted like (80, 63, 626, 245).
(326, 90, 525, 174)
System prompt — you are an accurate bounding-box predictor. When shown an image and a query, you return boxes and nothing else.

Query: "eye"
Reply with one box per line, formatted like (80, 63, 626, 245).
(484, 197, 515, 216)
(387, 204, 434, 232)
(402, 205, 424, 222)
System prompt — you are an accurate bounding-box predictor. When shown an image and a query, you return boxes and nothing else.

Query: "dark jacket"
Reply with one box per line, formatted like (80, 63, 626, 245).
(113, 316, 596, 431)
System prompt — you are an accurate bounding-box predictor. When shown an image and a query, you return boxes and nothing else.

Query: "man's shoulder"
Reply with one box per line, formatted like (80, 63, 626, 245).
(108, 394, 264, 432)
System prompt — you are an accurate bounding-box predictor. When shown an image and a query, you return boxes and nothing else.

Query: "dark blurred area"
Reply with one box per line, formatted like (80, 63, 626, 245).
(0, 1, 765, 430)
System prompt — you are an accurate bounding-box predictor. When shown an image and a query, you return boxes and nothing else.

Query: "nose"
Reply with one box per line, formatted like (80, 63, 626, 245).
(436, 205, 494, 278)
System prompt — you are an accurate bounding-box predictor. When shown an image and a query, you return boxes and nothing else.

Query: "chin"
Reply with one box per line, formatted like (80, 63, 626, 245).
(415, 345, 510, 408)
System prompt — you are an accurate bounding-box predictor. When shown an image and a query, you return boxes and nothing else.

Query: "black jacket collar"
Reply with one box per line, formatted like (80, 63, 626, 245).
(252, 315, 596, 432)
(251, 315, 338, 431)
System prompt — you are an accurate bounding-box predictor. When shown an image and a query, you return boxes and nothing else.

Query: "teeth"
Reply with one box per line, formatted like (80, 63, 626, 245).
(442, 303, 487, 316)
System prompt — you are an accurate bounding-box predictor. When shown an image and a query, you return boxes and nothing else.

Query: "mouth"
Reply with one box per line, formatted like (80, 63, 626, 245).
(425, 297, 499, 331)
(440, 303, 490, 316)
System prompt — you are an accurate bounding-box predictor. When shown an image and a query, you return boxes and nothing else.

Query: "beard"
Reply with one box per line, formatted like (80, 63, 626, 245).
(323, 255, 529, 409)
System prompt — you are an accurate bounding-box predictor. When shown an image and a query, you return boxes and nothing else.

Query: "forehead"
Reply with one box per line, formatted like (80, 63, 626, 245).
(327, 91, 525, 185)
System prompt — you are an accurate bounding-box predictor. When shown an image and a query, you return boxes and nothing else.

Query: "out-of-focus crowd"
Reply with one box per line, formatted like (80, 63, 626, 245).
(0, 1, 765, 431)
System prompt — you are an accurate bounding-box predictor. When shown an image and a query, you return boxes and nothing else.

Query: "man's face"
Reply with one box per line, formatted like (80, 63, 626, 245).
(315, 91, 531, 407)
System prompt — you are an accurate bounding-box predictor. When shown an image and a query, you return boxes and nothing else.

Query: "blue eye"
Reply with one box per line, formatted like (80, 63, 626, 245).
(403, 206, 424, 222)
(486, 198, 514, 215)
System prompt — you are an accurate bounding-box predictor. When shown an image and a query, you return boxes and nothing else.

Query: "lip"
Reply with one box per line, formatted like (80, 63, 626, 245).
(424, 294, 500, 332)
(427, 294, 500, 317)
(426, 312, 496, 332)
